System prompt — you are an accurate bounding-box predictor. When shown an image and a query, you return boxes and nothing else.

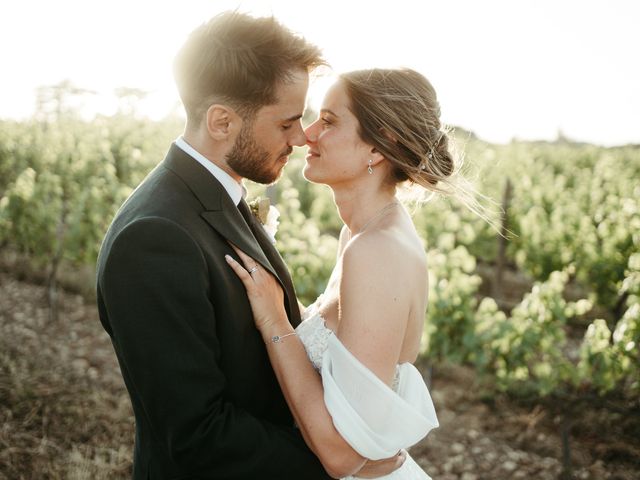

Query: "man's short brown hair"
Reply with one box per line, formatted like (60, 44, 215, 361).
(174, 11, 325, 123)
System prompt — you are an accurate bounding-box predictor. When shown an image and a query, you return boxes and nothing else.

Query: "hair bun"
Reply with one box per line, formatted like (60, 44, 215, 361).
(419, 129, 454, 185)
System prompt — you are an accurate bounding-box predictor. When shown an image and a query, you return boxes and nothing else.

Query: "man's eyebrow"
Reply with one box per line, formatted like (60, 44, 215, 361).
(283, 114, 303, 122)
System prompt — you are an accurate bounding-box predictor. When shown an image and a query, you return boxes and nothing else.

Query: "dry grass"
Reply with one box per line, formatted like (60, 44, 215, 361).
(0, 272, 133, 479)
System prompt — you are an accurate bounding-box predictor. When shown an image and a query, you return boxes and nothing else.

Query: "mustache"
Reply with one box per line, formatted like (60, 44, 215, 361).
(280, 147, 293, 157)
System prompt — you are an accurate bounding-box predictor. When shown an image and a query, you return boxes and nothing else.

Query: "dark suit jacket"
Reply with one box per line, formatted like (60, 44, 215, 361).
(96, 144, 329, 479)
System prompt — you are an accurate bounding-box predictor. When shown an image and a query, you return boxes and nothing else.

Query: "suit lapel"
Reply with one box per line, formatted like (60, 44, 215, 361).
(162, 144, 284, 291)
(200, 207, 277, 279)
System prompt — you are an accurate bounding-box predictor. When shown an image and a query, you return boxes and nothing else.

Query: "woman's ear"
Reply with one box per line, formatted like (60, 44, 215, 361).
(369, 147, 386, 167)
(205, 104, 240, 141)
(368, 127, 396, 166)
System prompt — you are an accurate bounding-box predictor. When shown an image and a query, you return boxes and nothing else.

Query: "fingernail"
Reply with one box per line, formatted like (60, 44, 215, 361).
(225, 255, 233, 262)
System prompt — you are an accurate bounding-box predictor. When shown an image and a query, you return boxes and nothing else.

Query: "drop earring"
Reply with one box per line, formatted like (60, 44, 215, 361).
(367, 159, 373, 175)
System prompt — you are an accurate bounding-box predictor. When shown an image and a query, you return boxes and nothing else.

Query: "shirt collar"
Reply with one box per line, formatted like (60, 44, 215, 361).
(174, 136, 246, 206)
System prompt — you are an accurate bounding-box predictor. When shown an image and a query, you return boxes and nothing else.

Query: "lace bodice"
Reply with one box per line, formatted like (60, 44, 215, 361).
(296, 298, 334, 369)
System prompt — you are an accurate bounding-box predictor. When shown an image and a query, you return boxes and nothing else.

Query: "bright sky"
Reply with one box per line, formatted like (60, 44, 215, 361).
(2, 0, 639, 145)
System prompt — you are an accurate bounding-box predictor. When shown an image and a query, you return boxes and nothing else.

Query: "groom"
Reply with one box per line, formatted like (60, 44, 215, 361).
(97, 11, 402, 479)
(96, 12, 329, 479)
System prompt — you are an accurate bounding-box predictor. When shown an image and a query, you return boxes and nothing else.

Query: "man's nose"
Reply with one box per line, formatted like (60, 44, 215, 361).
(290, 124, 307, 147)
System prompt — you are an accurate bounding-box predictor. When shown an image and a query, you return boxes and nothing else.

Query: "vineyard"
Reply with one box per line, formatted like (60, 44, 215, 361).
(0, 103, 639, 478)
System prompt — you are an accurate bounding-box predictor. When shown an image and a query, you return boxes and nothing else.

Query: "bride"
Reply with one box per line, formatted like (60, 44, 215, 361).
(226, 68, 457, 479)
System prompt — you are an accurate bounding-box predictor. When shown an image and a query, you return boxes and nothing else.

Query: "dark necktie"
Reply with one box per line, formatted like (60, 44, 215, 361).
(236, 198, 302, 326)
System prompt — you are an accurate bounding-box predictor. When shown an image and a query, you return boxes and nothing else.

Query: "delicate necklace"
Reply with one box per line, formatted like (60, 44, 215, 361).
(352, 200, 400, 236)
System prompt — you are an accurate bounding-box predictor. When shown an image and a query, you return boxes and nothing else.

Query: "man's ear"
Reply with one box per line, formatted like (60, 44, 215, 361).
(205, 104, 240, 140)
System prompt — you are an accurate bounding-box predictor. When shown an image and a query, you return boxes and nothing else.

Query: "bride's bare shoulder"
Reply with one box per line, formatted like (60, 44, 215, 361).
(336, 228, 426, 380)
(342, 227, 426, 278)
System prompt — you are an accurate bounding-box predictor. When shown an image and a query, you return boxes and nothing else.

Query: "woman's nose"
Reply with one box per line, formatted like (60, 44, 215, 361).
(304, 119, 319, 144)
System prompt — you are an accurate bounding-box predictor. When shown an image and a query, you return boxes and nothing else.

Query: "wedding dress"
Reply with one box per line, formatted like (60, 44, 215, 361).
(296, 296, 439, 480)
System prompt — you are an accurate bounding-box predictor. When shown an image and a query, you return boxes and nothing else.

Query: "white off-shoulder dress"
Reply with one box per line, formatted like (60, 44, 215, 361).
(295, 296, 439, 480)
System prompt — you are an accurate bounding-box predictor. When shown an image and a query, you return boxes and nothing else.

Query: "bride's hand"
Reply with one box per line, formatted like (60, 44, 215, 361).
(225, 245, 288, 331)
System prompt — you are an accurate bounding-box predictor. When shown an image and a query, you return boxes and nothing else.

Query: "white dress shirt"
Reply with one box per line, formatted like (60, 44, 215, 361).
(174, 136, 245, 206)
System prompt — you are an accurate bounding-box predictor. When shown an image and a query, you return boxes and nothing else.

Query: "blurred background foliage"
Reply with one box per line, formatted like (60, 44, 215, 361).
(1, 84, 638, 401)
(0, 82, 639, 477)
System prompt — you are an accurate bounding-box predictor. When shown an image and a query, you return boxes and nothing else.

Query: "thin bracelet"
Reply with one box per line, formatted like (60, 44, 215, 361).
(269, 332, 297, 344)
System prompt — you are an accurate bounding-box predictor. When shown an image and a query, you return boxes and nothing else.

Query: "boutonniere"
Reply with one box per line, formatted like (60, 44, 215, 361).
(248, 197, 280, 243)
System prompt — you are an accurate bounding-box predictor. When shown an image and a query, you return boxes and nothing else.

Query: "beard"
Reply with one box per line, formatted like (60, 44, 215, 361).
(227, 122, 291, 185)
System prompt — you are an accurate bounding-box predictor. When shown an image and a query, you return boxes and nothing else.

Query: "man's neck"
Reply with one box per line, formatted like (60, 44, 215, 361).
(175, 135, 245, 205)
(182, 130, 242, 183)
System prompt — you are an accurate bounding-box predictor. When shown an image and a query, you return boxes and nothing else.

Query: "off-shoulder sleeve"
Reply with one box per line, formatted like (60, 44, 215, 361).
(320, 334, 439, 460)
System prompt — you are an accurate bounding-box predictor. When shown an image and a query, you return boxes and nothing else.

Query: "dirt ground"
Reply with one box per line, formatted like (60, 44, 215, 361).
(414, 363, 639, 480)
(1, 271, 638, 479)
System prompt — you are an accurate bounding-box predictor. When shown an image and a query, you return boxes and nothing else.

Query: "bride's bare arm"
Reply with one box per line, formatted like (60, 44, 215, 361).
(225, 251, 368, 479)
(225, 237, 410, 478)
(256, 320, 367, 479)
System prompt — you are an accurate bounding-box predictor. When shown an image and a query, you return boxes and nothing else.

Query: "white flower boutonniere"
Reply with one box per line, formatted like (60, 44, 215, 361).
(248, 197, 280, 244)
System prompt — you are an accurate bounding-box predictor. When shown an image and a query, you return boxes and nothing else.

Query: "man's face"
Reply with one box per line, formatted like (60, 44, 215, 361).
(227, 69, 309, 184)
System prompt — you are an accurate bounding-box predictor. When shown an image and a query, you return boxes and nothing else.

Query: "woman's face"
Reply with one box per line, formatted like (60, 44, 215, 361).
(303, 80, 373, 186)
